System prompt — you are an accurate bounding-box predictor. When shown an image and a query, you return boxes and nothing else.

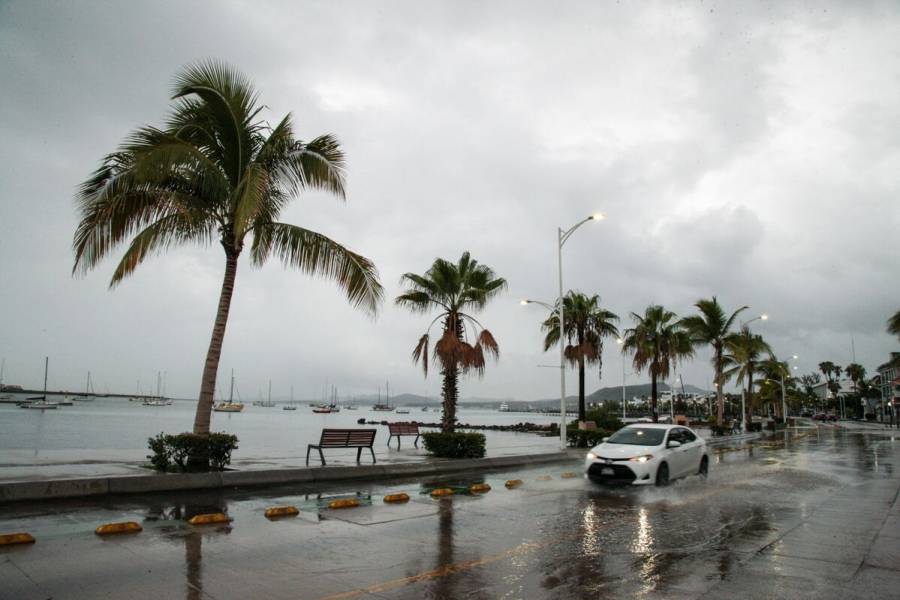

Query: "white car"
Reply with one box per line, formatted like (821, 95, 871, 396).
(584, 424, 709, 486)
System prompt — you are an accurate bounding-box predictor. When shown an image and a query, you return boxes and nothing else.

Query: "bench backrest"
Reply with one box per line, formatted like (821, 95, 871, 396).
(388, 423, 420, 435)
(318, 428, 377, 447)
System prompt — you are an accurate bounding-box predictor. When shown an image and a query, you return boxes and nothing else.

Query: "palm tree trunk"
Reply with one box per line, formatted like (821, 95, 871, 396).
(578, 356, 586, 423)
(441, 364, 459, 433)
(746, 367, 754, 425)
(193, 249, 239, 436)
(439, 314, 463, 433)
(651, 369, 658, 423)
(715, 346, 724, 426)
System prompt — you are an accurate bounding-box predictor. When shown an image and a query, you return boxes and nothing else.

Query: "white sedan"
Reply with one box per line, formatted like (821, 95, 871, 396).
(584, 424, 709, 486)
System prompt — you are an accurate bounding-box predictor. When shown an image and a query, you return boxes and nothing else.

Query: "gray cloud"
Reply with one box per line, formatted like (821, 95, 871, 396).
(1, 0, 898, 400)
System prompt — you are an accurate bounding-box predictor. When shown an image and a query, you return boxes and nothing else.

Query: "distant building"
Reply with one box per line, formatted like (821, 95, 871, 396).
(811, 379, 854, 401)
(875, 353, 900, 413)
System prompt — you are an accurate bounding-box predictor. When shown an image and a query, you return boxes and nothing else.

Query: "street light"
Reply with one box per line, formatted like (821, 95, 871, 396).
(522, 213, 604, 450)
(617, 337, 626, 420)
(736, 313, 768, 433)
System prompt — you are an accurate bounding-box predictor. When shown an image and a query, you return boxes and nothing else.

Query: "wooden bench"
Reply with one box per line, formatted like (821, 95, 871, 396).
(387, 422, 420, 449)
(306, 429, 377, 466)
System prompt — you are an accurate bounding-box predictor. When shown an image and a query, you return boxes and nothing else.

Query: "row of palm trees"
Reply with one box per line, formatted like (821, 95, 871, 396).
(73, 61, 900, 447)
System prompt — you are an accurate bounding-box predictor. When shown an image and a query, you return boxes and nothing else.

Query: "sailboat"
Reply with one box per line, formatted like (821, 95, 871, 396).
(372, 381, 393, 411)
(78, 371, 96, 401)
(143, 372, 169, 406)
(21, 357, 58, 410)
(214, 370, 244, 412)
(283, 385, 297, 410)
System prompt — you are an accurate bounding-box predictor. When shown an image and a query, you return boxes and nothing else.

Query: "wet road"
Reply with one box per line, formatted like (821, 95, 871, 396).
(1, 427, 898, 599)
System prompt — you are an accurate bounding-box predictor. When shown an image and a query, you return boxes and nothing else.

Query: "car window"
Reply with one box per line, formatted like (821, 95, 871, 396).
(681, 428, 697, 442)
(606, 427, 666, 446)
(666, 429, 682, 445)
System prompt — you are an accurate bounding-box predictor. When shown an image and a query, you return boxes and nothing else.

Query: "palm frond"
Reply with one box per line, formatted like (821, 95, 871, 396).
(412, 333, 430, 376)
(253, 222, 383, 316)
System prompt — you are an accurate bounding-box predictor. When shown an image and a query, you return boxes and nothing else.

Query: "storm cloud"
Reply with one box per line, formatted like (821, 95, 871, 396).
(1, 0, 897, 401)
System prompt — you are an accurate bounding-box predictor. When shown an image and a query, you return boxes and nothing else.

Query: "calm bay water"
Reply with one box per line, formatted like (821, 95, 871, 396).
(0, 396, 559, 468)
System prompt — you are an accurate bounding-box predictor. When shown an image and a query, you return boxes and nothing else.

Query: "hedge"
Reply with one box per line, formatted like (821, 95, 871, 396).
(147, 432, 239, 472)
(422, 432, 486, 459)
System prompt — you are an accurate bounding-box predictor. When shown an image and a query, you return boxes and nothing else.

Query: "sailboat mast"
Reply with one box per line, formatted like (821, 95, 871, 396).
(268, 380, 272, 403)
(229, 369, 234, 403)
(43, 357, 48, 395)
(386, 380, 390, 408)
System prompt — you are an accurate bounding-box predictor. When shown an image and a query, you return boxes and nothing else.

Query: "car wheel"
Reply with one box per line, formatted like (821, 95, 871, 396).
(698, 456, 708, 478)
(655, 462, 669, 487)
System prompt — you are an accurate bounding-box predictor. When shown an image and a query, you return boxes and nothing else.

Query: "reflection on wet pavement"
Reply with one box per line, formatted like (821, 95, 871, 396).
(1, 428, 899, 599)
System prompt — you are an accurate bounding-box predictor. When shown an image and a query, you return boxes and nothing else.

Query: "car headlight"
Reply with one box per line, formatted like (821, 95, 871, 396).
(586, 452, 597, 460)
(629, 455, 654, 463)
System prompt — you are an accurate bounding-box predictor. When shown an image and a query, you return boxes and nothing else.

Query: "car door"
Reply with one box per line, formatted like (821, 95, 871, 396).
(665, 428, 688, 477)
(679, 427, 702, 472)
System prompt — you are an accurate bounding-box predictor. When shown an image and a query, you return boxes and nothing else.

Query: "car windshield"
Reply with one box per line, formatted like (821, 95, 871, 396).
(606, 427, 666, 446)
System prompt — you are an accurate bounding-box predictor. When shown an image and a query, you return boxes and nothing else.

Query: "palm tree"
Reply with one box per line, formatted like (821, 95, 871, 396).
(724, 327, 772, 425)
(680, 297, 748, 427)
(541, 292, 619, 422)
(889, 310, 900, 342)
(621, 305, 693, 423)
(73, 61, 383, 440)
(396, 252, 506, 432)
(755, 357, 789, 417)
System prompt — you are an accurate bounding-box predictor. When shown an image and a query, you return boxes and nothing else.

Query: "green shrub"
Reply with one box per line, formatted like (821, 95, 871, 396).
(208, 433, 239, 470)
(566, 427, 611, 448)
(422, 432, 486, 459)
(584, 407, 624, 432)
(147, 433, 171, 471)
(147, 432, 239, 472)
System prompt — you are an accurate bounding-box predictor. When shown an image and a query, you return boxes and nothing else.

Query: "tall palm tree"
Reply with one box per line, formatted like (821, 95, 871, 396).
(888, 310, 900, 342)
(724, 327, 772, 425)
(396, 252, 506, 432)
(541, 292, 619, 422)
(621, 305, 693, 423)
(73, 61, 383, 439)
(680, 297, 748, 427)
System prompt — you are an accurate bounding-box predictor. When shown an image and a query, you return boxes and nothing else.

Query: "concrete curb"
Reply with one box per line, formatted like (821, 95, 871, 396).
(0, 452, 573, 504)
(705, 432, 764, 446)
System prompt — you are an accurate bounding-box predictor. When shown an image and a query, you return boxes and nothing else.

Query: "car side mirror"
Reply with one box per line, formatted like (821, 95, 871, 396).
(602, 437, 609, 443)
(667, 440, 681, 448)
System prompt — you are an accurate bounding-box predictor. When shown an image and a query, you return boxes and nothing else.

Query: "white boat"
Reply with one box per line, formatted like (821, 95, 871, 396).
(214, 370, 244, 412)
(143, 372, 169, 406)
(312, 405, 332, 414)
(283, 405, 297, 411)
(78, 371, 96, 401)
(395, 407, 410, 414)
(22, 399, 58, 410)
(22, 358, 58, 409)
(498, 401, 510, 412)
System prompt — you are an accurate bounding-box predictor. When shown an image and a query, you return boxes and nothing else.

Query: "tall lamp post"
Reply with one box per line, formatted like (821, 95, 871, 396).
(521, 212, 604, 450)
(617, 337, 626, 420)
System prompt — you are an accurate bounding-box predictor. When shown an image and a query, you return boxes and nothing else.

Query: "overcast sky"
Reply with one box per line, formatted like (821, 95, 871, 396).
(1, 0, 898, 402)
